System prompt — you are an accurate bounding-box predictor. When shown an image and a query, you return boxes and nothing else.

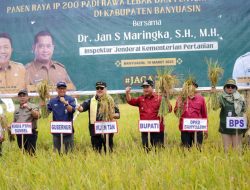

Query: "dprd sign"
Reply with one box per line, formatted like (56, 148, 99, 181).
(183, 118, 208, 131)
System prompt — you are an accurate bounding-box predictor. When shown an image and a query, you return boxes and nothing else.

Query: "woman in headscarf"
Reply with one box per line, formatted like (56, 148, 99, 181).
(212, 79, 246, 152)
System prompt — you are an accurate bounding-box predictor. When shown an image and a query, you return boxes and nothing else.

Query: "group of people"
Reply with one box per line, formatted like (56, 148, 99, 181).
(0, 30, 249, 155)
(0, 31, 75, 94)
(0, 76, 248, 156)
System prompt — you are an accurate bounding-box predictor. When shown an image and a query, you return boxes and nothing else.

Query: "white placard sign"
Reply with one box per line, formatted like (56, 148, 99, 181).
(51, 121, 73, 134)
(94, 121, 118, 134)
(226, 117, 247, 129)
(139, 120, 160, 132)
(183, 118, 208, 131)
(11, 122, 32, 134)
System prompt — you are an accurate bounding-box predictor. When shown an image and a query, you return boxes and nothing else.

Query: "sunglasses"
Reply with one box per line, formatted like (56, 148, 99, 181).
(96, 86, 104, 90)
(226, 85, 236, 89)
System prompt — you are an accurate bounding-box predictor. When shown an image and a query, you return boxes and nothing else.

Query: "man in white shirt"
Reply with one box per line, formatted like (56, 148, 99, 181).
(233, 52, 250, 87)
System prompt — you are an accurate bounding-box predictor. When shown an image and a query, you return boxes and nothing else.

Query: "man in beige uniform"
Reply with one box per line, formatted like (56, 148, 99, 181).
(13, 89, 40, 155)
(0, 33, 26, 94)
(25, 31, 75, 91)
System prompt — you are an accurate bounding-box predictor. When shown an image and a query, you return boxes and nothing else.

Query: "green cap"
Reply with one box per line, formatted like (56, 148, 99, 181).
(224, 78, 238, 90)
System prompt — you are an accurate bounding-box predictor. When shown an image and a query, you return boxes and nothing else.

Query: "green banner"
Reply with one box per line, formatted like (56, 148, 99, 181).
(0, 0, 249, 93)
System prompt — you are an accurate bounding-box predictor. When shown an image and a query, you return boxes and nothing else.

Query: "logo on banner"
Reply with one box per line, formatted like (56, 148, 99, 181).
(11, 122, 32, 134)
(51, 121, 72, 134)
(226, 117, 247, 129)
(183, 118, 208, 131)
(94, 121, 118, 134)
(139, 120, 160, 132)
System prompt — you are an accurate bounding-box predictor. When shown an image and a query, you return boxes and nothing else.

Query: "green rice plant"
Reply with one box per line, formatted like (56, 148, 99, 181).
(0, 103, 249, 190)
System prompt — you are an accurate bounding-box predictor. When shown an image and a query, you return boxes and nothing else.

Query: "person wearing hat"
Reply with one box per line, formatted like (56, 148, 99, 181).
(174, 79, 208, 148)
(126, 79, 172, 151)
(212, 79, 246, 152)
(13, 89, 40, 155)
(77, 81, 120, 153)
(47, 81, 76, 153)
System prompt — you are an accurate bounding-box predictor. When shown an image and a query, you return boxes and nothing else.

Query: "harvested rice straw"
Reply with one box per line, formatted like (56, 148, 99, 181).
(99, 94, 115, 121)
(156, 68, 178, 117)
(37, 80, 50, 118)
(176, 76, 196, 118)
(206, 58, 224, 110)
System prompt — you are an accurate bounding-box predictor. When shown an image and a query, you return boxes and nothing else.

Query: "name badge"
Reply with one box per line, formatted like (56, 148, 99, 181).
(183, 118, 208, 131)
(51, 121, 73, 134)
(94, 121, 118, 134)
(11, 122, 32, 134)
(139, 120, 160, 132)
(226, 117, 247, 129)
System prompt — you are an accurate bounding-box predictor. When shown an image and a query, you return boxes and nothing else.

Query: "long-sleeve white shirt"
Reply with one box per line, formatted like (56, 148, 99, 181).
(233, 52, 250, 86)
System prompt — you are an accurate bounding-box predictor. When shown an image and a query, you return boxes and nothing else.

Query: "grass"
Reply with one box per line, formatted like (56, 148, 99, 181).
(0, 101, 250, 190)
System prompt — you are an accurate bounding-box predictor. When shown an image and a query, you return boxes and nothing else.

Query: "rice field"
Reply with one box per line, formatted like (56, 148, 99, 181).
(0, 102, 250, 190)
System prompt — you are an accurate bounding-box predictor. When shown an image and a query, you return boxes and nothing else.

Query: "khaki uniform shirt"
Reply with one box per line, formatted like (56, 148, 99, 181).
(0, 61, 26, 94)
(13, 103, 39, 129)
(25, 60, 76, 91)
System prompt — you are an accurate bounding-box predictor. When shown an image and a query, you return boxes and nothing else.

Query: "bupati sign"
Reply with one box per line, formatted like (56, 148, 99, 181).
(183, 118, 208, 131)
(11, 122, 32, 134)
(139, 120, 160, 132)
(0, 0, 249, 93)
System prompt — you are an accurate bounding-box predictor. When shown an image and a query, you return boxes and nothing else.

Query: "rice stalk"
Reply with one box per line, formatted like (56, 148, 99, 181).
(156, 67, 178, 117)
(37, 80, 50, 118)
(206, 58, 224, 110)
(176, 76, 196, 118)
(99, 94, 115, 121)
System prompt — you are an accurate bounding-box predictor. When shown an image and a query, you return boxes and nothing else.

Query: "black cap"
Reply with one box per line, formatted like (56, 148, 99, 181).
(96, 81, 107, 87)
(141, 79, 154, 87)
(18, 89, 28, 96)
(56, 81, 67, 88)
